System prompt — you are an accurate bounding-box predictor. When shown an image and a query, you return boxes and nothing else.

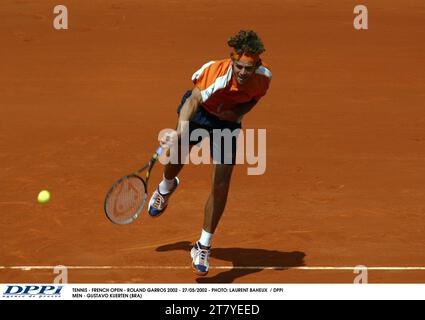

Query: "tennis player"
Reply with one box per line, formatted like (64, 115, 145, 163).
(148, 30, 272, 276)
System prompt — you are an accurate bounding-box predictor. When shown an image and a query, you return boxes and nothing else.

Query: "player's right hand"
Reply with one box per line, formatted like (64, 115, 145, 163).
(158, 129, 178, 148)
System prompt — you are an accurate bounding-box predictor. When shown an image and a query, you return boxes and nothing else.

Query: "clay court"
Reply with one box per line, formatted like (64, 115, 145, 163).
(1, 0, 425, 283)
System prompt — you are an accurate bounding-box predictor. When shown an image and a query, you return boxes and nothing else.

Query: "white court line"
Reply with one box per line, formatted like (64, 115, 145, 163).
(1, 266, 425, 271)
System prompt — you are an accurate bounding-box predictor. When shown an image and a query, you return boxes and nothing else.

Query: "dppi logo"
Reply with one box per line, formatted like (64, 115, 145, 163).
(3, 285, 63, 298)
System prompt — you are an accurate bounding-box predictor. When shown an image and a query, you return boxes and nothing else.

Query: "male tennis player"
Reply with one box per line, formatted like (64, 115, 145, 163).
(148, 30, 272, 276)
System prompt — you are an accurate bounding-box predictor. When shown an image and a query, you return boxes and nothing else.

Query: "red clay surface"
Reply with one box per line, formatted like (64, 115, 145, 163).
(1, 0, 425, 284)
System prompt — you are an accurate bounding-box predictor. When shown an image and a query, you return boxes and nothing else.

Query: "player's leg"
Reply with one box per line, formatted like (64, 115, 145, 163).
(191, 121, 239, 275)
(191, 163, 234, 276)
(204, 163, 234, 233)
(148, 139, 193, 217)
(202, 124, 239, 234)
(148, 90, 194, 217)
(162, 140, 192, 187)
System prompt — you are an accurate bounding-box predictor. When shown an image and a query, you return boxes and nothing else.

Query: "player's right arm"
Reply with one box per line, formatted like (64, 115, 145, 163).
(176, 86, 202, 137)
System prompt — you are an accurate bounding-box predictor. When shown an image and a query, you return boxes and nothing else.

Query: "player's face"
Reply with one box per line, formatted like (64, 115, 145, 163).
(232, 60, 257, 85)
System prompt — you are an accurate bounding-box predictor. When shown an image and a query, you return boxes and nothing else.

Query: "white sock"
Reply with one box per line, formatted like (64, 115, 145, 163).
(199, 229, 213, 247)
(159, 175, 175, 194)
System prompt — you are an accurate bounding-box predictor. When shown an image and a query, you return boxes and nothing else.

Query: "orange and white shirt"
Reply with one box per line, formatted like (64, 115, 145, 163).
(192, 59, 272, 122)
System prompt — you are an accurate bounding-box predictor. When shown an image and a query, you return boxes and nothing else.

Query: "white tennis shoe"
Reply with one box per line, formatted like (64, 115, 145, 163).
(191, 241, 211, 276)
(148, 177, 179, 217)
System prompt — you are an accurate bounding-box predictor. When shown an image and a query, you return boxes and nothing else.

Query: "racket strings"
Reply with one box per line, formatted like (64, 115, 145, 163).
(106, 176, 146, 224)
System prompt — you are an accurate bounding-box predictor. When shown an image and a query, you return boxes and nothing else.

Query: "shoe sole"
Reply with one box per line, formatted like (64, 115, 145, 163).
(148, 204, 168, 218)
(191, 263, 208, 276)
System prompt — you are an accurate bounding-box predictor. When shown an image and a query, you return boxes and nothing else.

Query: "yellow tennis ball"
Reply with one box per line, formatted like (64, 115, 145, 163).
(37, 190, 51, 204)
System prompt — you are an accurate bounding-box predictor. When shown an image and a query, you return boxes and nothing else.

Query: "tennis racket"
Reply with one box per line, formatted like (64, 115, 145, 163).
(104, 146, 164, 225)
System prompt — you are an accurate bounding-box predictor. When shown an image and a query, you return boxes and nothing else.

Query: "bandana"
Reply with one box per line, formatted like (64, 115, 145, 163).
(231, 49, 260, 64)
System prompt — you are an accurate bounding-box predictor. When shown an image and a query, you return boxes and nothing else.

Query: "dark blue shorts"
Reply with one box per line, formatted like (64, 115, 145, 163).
(177, 90, 241, 165)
